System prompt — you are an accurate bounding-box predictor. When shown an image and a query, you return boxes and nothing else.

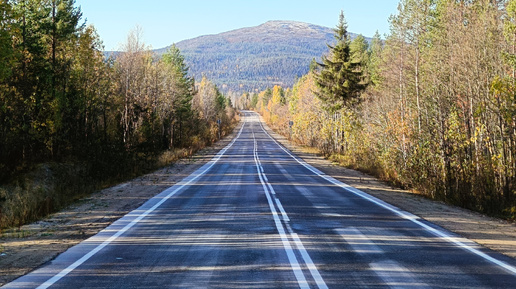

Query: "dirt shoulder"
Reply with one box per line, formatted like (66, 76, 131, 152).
(0, 122, 243, 286)
(2, 117, 516, 286)
(261, 118, 516, 260)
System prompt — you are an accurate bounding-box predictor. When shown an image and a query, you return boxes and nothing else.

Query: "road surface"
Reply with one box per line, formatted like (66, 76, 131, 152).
(4, 111, 516, 288)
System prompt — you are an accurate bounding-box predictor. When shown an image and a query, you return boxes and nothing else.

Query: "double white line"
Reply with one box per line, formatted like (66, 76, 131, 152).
(255, 113, 516, 277)
(252, 126, 328, 289)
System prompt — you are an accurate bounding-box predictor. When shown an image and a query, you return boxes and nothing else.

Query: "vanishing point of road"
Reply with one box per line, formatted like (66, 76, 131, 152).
(4, 111, 516, 288)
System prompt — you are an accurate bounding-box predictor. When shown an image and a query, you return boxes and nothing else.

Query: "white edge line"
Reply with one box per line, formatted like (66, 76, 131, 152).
(35, 121, 247, 289)
(256, 114, 516, 276)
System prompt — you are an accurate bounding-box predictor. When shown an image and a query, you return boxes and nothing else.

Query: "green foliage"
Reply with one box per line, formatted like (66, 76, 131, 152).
(162, 44, 196, 148)
(250, 93, 259, 109)
(0, 1, 238, 229)
(315, 11, 367, 112)
(262, 87, 272, 107)
(350, 34, 369, 64)
(257, 0, 516, 220)
(367, 31, 383, 86)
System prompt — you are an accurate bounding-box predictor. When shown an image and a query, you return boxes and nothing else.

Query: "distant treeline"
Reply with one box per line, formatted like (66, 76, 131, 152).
(180, 43, 323, 94)
(243, 0, 516, 220)
(164, 23, 347, 94)
(0, 1, 236, 229)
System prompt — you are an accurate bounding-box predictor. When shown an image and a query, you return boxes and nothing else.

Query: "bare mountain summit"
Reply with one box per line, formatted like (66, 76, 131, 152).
(155, 21, 366, 94)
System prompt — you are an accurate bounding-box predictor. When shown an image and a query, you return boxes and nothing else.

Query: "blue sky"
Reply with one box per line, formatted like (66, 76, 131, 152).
(74, 0, 400, 51)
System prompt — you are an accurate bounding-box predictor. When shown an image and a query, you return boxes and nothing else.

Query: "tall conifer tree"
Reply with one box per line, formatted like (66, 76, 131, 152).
(368, 31, 383, 86)
(315, 11, 366, 112)
(162, 45, 195, 147)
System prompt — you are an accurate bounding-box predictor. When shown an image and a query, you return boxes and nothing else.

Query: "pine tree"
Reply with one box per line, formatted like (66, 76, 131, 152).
(50, 0, 83, 155)
(262, 87, 272, 107)
(350, 34, 370, 87)
(250, 93, 259, 109)
(9, 0, 54, 159)
(315, 11, 366, 112)
(162, 45, 195, 147)
(350, 34, 369, 64)
(368, 31, 383, 86)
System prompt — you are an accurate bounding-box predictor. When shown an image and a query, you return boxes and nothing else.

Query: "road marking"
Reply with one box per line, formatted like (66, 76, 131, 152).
(274, 198, 290, 222)
(255, 113, 516, 276)
(370, 260, 431, 289)
(279, 167, 295, 181)
(335, 227, 384, 255)
(337, 227, 430, 288)
(35, 119, 248, 289)
(252, 123, 328, 289)
(253, 129, 309, 289)
(290, 232, 328, 288)
(296, 186, 314, 198)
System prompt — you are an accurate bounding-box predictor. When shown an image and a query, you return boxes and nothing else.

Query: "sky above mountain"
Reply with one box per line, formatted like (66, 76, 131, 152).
(75, 0, 399, 51)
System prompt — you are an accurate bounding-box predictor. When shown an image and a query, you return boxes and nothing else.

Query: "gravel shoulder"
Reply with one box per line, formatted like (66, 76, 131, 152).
(1, 117, 516, 286)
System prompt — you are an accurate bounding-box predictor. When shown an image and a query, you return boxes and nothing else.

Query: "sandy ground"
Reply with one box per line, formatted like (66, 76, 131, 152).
(1, 118, 516, 286)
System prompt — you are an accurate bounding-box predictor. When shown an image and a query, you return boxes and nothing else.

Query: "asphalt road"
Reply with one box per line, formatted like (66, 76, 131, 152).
(4, 111, 516, 288)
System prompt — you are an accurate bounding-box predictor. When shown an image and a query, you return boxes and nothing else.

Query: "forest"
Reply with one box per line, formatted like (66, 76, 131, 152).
(162, 20, 364, 95)
(3, 0, 516, 229)
(241, 0, 516, 219)
(0, 0, 237, 229)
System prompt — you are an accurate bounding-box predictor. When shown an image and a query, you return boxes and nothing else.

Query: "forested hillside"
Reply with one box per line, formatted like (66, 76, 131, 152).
(156, 21, 366, 95)
(249, 0, 516, 220)
(0, 1, 236, 229)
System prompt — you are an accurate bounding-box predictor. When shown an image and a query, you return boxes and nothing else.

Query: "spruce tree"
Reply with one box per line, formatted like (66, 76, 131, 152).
(162, 45, 195, 147)
(315, 11, 366, 112)
(368, 31, 383, 86)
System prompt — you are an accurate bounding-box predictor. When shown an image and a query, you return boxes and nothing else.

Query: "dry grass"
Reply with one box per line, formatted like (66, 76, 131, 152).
(0, 163, 93, 230)
(0, 118, 240, 232)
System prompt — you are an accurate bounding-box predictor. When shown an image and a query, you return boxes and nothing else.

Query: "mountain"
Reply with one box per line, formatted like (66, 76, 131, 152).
(155, 21, 368, 94)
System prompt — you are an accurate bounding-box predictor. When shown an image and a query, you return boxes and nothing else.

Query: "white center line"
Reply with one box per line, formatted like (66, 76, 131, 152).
(252, 115, 328, 289)
(252, 128, 309, 289)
